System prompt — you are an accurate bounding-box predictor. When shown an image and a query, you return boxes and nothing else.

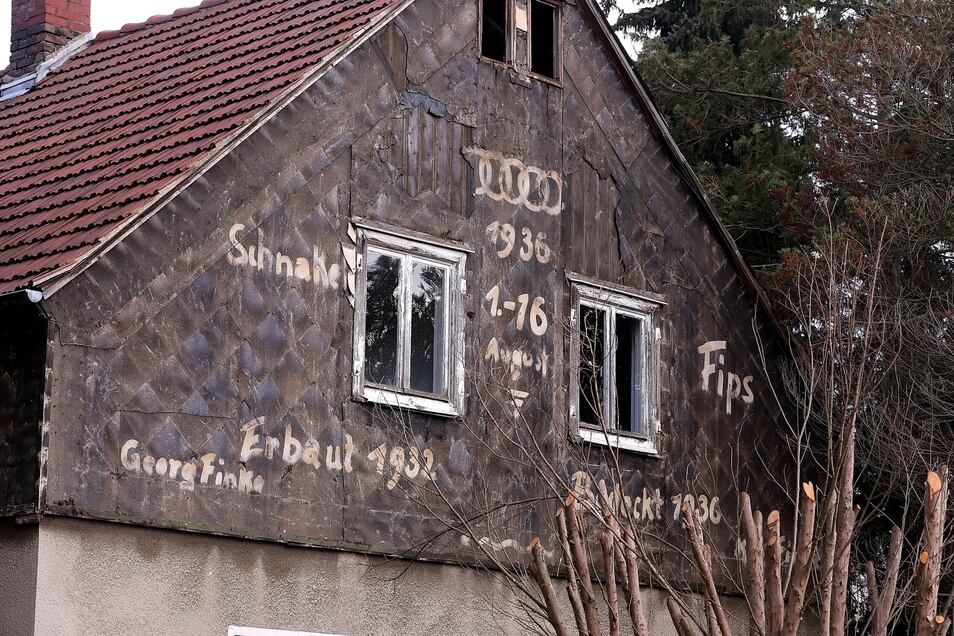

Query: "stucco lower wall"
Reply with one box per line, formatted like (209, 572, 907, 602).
(29, 517, 767, 636)
(33, 517, 520, 635)
(0, 520, 38, 636)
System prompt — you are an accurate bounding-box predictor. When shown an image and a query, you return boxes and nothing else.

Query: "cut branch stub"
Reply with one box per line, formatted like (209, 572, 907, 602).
(681, 501, 733, 636)
(597, 479, 614, 519)
(739, 492, 765, 635)
(782, 483, 817, 636)
(915, 467, 949, 636)
(527, 537, 570, 636)
(766, 509, 784, 636)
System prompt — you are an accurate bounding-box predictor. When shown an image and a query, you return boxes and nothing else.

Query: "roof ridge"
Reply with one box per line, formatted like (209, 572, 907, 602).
(93, 0, 232, 42)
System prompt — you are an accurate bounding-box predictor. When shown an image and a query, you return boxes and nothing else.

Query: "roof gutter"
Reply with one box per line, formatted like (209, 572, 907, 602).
(0, 288, 44, 304)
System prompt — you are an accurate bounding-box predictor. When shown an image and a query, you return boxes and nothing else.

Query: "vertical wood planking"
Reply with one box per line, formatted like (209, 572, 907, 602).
(407, 106, 420, 197)
(435, 112, 449, 206)
(389, 106, 476, 217)
(422, 107, 435, 197)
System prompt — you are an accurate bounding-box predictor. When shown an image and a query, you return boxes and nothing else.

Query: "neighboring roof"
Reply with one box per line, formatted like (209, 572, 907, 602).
(0, 0, 404, 294)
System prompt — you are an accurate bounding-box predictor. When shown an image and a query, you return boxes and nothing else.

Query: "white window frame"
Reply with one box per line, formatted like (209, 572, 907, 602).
(228, 628, 342, 636)
(568, 274, 664, 455)
(352, 224, 467, 418)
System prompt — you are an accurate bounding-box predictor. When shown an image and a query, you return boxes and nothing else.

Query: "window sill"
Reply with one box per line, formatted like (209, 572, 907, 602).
(577, 427, 659, 457)
(356, 386, 461, 419)
(528, 71, 563, 87)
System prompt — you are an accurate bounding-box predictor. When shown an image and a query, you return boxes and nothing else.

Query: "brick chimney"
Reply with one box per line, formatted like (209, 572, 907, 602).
(6, 0, 91, 80)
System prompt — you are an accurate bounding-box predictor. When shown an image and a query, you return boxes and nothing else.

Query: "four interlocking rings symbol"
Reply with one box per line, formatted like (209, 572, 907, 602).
(465, 146, 562, 216)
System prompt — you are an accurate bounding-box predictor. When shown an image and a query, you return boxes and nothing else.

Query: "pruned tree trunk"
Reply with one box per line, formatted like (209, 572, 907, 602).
(817, 490, 838, 635)
(829, 425, 856, 636)
(566, 497, 603, 636)
(622, 523, 650, 636)
(706, 596, 719, 636)
(915, 467, 949, 636)
(667, 595, 694, 636)
(866, 561, 879, 608)
(600, 529, 621, 636)
(556, 507, 589, 636)
(739, 492, 766, 635)
(681, 501, 733, 636)
(870, 526, 903, 636)
(766, 509, 784, 636)
(528, 537, 570, 636)
(782, 483, 817, 636)
(597, 478, 650, 636)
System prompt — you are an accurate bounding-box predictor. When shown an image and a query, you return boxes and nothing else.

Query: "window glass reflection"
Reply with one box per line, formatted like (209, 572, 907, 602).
(410, 263, 447, 395)
(615, 314, 643, 433)
(579, 303, 606, 427)
(364, 250, 400, 387)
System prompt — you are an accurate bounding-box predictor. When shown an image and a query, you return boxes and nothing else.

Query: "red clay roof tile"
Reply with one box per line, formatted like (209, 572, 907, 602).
(0, 0, 403, 293)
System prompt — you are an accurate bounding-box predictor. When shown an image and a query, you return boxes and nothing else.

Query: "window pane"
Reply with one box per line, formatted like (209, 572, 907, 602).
(579, 304, 606, 426)
(530, 1, 557, 79)
(409, 262, 447, 395)
(364, 250, 401, 387)
(481, 0, 508, 61)
(616, 314, 644, 434)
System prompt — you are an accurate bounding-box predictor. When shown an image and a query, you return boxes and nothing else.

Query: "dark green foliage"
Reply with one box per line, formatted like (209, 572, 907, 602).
(616, 0, 817, 268)
(612, 2, 953, 631)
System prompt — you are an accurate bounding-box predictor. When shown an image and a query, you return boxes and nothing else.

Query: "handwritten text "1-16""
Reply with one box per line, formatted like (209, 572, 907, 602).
(485, 221, 552, 264)
(484, 286, 548, 336)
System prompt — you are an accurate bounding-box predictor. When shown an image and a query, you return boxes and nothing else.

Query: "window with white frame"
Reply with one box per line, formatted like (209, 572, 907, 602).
(352, 225, 467, 417)
(228, 628, 342, 636)
(569, 277, 663, 454)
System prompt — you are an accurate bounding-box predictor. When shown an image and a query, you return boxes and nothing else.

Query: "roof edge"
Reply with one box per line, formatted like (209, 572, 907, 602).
(36, 0, 418, 298)
(576, 0, 787, 342)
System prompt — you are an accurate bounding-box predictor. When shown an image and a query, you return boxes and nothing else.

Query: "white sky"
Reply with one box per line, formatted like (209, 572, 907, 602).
(1, 0, 203, 70)
(2, 0, 643, 73)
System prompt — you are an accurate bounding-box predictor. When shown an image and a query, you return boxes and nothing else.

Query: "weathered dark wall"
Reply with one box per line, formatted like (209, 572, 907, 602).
(0, 300, 45, 517)
(39, 0, 792, 588)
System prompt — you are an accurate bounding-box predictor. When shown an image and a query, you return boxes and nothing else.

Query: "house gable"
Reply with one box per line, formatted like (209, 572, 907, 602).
(15, 0, 791, 583)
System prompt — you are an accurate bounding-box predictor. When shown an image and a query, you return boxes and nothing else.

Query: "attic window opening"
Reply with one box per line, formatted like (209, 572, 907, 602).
(529, 0, 559, 80)
(481, 0, 510, 62)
